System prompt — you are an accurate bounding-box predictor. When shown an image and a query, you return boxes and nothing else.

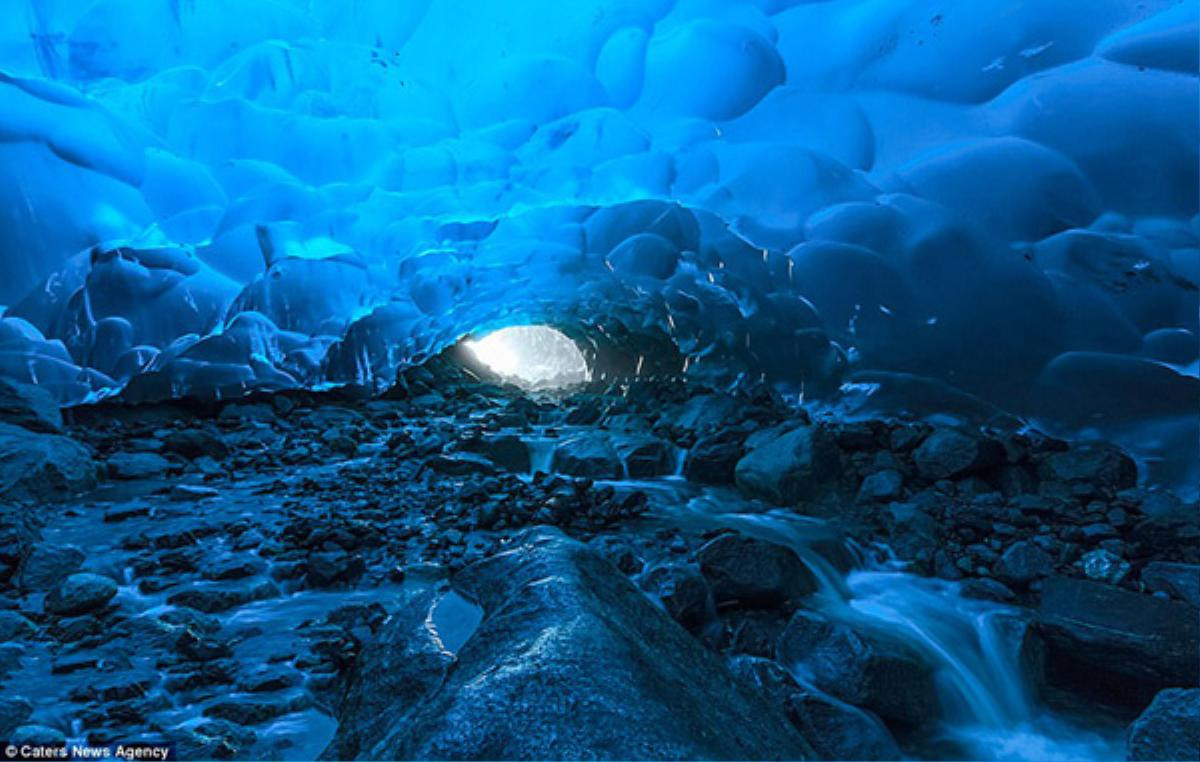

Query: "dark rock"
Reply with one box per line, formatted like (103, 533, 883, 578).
(238, 665, 302, 693)
(306, 552, 366, 588)
(720, 611, 787, 658)
(18, 542, 85, 590)
(0, 697, 33, 737)
(204, 694, 307, 726)
(672, 393, 740, 432)
(1141, 562, 1200, 608)
(1039, 443, 1137, 492)
(777, 610, 939, 727)
(639, 564, 712, 630)
(44, 573, 118, 616)
(614, 434, 673, 478)
(728, 655, 900, 761)
(167, 580, 279, 613)
(883, 502, 937, 565)
(696, 534, 817, 609)
(163, 428, 229, 460)
(0, 378, 62, 433)
(106, 452, 172, 480)
(550, 433, 624, 479)
(1032, 577, 1199, 708)
(734, 426, 840, 505)
(682, 432, 744, 485)
(1126, 688, 1200, 761)
(994, 540, 1055, 587)
(424, 453, 498, 477)
(168, 484, 220, 501)
(912, 427, 1000, 481)
(858, 470, 904, 503)
(473, 434, 530, 472)
(960, 578, 1017, 603)
(0, 423, 96, 502)
(0, 611, 36, 641)
(324, 528, 815, 760)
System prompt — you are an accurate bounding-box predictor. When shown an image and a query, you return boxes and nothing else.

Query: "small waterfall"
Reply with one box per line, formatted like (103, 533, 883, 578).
(661, 490, 1123, 761)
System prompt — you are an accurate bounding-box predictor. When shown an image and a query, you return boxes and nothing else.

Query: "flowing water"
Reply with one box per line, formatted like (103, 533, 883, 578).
(647, 483, 1127, 761)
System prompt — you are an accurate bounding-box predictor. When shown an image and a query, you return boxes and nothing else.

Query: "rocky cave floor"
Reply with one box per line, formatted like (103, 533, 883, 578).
(0, 359, 1197, 761)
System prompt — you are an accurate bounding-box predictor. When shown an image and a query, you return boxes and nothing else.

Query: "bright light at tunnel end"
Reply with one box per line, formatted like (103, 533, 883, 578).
(464, 325, 591, 390)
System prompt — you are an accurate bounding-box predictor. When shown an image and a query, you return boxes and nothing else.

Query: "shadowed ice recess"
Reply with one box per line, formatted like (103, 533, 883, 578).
(0, 0, 1196, 495)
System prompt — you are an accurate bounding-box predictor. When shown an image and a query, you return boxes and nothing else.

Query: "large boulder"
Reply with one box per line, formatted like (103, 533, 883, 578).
(1126, 688, 1200, 761)
(1140, 562, 1200, 608)
(550, 432, 624, 479)
(734, 425, 840, 505)
(44, 573, 118, 616)
(683, 431, 745, 485)
(325, 528, 815, 760)
(777, 610, 939, 727)
(696, 534, 817, 609)
(728, 655, 901, 761)
(1039, 443, 1138, 492)
(1032, 577, 1199, 708)
(613, 434, 674, 478)
(0, 422, 95, 502)
(0, 378, 62, 433)
(912, 427, 1001, 481)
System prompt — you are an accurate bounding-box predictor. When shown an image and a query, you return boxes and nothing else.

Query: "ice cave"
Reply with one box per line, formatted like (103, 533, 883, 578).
(0, 1, 1196, 761)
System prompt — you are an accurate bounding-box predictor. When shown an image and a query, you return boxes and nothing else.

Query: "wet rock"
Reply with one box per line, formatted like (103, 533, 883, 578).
(777, 610, 938, 727)
(325, 528, 814, 760)
(305, 551, 366, 588)
(204, 694, 308, 726)
(728, 655, 901, 761)
(858, 469, 904, 503)
(424, 453, 498, 477)
(696, 534, 817, 609)
(682, 432, 744, 485)
(993, 540, 1055, 587)
(1039, 443, 1137, 493)
(1126, 688, 1200, 761)
(734, 425, 840, 505)
(167, 580, 279, 613)
(162, 428, 229, 460)
(0, 378, 62, 433)
(44, 572, 118, 616)
(913, 427, 1000, 481)
(0, 610, 36, 641)
(238, 665, 302, 693)
(106, 451, 172, 480)
(1141, 562, 1200, 608)
(168, 484, 220, 501)
(550, 433, 624, 479)
(720, 611, 787, 658)
(471, 434, 530, 472)
(0, 423, 96, 501)
(883, 502, 937, 566)
(1032, 577, 1199, 708)
(0, 697, 33, 737)
(614, 434, 674, 478)
(18, 542, 85, 590)
(671, 393, 740, 432)
(638, 564, 713, 631)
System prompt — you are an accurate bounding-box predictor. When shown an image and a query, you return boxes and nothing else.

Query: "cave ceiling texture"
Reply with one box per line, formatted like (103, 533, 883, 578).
(0, 0, 1196, 489)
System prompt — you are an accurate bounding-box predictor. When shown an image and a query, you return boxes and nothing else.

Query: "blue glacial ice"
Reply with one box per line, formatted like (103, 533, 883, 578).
(0, 0, 1196, 486)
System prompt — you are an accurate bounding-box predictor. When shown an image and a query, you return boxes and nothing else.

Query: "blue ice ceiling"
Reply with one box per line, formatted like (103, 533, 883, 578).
(0, 0, 1197, 471)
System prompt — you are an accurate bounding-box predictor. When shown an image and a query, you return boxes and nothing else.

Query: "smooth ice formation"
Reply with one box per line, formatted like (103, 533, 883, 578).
(0, 0, 1196, 487)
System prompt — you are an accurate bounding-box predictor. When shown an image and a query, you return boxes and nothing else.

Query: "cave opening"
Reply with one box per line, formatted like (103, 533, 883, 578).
(461, 325, 591, 391)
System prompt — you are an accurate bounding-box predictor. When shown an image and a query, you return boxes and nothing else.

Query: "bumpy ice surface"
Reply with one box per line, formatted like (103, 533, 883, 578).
(0, 0, 1196, 486)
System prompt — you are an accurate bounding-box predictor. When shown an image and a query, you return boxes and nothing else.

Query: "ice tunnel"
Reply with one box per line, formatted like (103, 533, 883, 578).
(0, 0, 1197, 486)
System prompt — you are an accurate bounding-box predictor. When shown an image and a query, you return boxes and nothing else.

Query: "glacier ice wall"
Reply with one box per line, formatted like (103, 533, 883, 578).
(0, 0, 1196, 479)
